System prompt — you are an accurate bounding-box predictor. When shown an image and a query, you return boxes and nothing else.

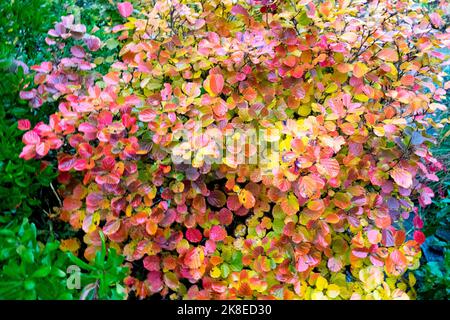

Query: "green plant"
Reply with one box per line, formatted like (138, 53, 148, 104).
(0, 217, 74, 299)
(415, 247, 450, 300)
(67, 231, 129, 300)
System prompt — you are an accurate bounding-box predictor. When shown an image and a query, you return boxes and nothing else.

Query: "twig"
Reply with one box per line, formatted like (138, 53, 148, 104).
(50, 182, 62, 207)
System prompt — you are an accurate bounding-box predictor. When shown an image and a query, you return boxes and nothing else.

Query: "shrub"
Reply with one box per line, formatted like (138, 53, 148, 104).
(0, 217, 73, 299)
(18, 0, 449, 300)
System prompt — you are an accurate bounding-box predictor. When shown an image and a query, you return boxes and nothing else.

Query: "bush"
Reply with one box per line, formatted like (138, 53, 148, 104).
(0, 217, 73, 299)
(16, 0, 450, 300)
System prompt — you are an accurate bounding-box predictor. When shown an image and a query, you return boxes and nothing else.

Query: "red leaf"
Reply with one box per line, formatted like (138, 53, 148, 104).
(186, 228, 202, 243)
(283, 55, 297, 67)
(63, 197, 82, 211)
(218, 208, 233, 225)
(413, 215, 424, 229)
(413, 231, 426, 245)
(207, 190, 226, 208)
(227, 195, 242, 211)
(95, 174, 121, 185)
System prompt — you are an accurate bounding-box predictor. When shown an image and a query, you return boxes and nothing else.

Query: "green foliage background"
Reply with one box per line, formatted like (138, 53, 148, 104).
(0, 0, 448, 300)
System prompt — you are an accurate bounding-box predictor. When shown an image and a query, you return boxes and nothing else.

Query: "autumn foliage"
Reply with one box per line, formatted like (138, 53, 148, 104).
(18, 0, 450, 299)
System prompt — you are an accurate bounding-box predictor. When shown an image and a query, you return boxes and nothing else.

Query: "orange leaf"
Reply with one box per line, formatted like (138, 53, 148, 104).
(283, 55, 297, 67)
(386, 249, 407, 276)
(390, 167, 412, 189)
(353, 62, 369, 78)
(325, 213, 340, 224)
(298, 175, 317, 198)
(378, 48, 398, 62)
(307, 199, 325, 212)
(238, 189, 256, 209)
(209, 73, 224, 95)
(333, 192, 351, 209)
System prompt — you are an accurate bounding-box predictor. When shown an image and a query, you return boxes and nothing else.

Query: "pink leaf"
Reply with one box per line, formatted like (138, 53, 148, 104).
(19, 144, 36, 160)
(209, 225, 227, 242)
(231, 4, 249, 17)
(418, 186, 434, 207)
(84, 36, 101, 51)
(117, 2, 133, 18)
(70, 45, 86, 58)
(138, 108, 157, 122)
(86, 192, 103, 211)
(19, 90, 36, 100)
(36, 142, 50, 156)
(143, 255, 160, 271)
(103, 219, 121, 236)
(22, 131, 40, 145)
(378, 48, 399, 62)
(58, 156, 76, 172)
(31, 62, 53, 73)
(18, 119, 31, 131)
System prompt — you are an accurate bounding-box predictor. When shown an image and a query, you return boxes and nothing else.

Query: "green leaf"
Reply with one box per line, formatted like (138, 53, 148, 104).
(32, 265, 52, 278)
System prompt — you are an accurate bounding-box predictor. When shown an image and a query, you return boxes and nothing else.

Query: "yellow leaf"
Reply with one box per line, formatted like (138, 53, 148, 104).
(298, 104, 311, 117)
(316, 275, 328, 291)
(210, 267, 221, 278)
(326, 284, 341, 298)
(353, 62, 369, 78)
(373, 126, 385, 137)
(325, 83, 338, 93)
(409, 273, 416, 287)
(354, 94, 369, 102)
